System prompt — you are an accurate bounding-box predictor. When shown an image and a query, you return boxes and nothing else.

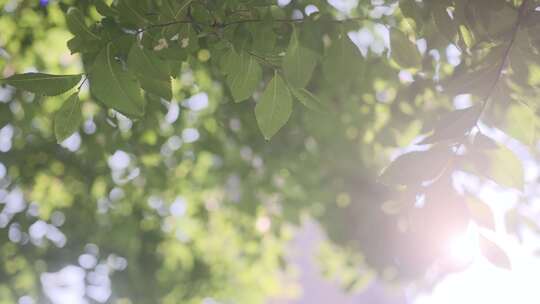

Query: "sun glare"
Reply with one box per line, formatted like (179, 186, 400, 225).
(415, 225, 540, 304)
(449, 225, 478, 263)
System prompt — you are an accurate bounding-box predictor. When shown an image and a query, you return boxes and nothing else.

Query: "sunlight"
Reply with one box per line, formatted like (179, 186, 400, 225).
(416, 230, 540, 304)
(449, 224, 478, 263)
(3, 1, 540, 303)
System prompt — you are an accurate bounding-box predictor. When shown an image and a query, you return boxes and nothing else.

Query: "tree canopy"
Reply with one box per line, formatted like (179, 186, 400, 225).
(1, 0, 540, 303)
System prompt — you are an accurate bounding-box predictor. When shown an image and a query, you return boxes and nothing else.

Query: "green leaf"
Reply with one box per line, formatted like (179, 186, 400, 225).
(290, 87, 327, 113)
(160, 0, 193, 39)
(229, 25, 252, 51)
(226, 50, 262, 102)
(298, 22, 324, 54)
(466, 196, 495, 230)
(117, 0, 150, 27)
(432, 4, 458, 43)
(379, 146, 451, 186)
(154, 43, 188, 62)
(190, 2, 212, 24)
(458, 25, 475, 50)
(177, 24, 200, 53)
(510, 30, 535, 86)
(419, 105, 481, 145)
(462, 143, 524, 190)
(488, 145, 524, 190)
(400, 0, 423, 25)
(54, 93, 83, 143)
(95, 0, 118, 17)
(1, 73, 81, 96)
(67, 37, 85, 54)
(283, 29, 318, 88)
(160, 0, 192, 21)
(128, 44, 172, 100)
(390, 28, 422, 69)
(479, 234, 511, 270)
(90, 43, 145, 118)
(66, 7, 100, 41)
(484, 4, 518, 38)
(502, 103, 537, 147)
(322, 33, 363, 86)
(138, 77, 172, 100)
(444, 63, 499, 97)
(250, 22, 276, 54)
(255, 73, 293, 140)
(220, 48, 237, 75)
(128, 45, 170, 80)
(472, 133, 498, 150)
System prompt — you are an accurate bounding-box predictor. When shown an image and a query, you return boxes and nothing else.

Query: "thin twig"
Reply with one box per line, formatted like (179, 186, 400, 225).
(476, 0, 530, 120)
(437, 0, 530, 180)
(77, 75, 88, 91)
(134, 15, 368, 35)
(221, 16, 367, 27)
(135, 19, 195, 34)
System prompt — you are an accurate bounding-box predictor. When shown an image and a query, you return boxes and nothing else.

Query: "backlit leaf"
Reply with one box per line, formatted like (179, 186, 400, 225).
(488, 145, 524, 190)
(472, 133, 498, 150)
(117, 0, 150, 27)
(90, 43, 145, 117)
(66, 7, 100, 41)
(419, 105, 481, 145)
(453, 25, 471, 50)
(128, 44, 172, 100)
(379, 146, 451, 186)
(444, 65, 499, 98)
(479, 234, 511, 270)
(290, 87, 327, 113)
(54, 93, 83, 143)
(502, 103, 537, 147)
(322, 33, 363, 86)
(255, 73, 293, 140)
(466, 196, 495, 230)
(250, 22, 276, 54)
(283, 28, 318, 88)
(95, 0, 118, 17)
(226, 50, 262, 102)
(220, 48, 237, 75)
(139, 77, 172, 100)
(462, 143, 524, 190)
(128, 45, 170, 80)
(432, 4, 458, 43)
(390, 28, 422, 69)
(1, 73, 81, 96)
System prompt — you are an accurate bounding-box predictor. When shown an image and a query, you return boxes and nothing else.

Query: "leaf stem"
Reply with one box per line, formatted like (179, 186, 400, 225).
(245, 50, 279, 68)
(77, 75, 88, 91)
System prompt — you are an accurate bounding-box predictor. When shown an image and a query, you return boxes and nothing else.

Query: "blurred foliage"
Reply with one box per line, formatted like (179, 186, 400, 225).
(1, 0, 540, 303)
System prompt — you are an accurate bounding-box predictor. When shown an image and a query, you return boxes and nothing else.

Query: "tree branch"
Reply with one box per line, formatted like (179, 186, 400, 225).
(478, 0, 531, 117)
(135, 15, 368, 34)
(220, 16, 367, 27)
(436, 0, 531, 181)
